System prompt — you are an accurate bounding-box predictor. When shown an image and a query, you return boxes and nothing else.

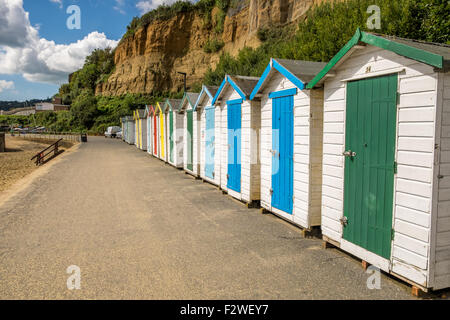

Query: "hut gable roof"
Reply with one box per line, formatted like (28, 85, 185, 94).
(212, 75, 260, 104)
(155, 101, 164, 114)
(133, 109, 146, 120)
(307, 28, 450, 89)
(250, 58, 327, 99)
(194, 85, 219, 110)
(144, 105, 152, 117)
(165, 99, 182, 112)
(180, 92, 200, 111)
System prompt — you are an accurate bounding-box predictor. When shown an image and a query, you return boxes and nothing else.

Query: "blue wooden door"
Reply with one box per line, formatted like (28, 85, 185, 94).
(271, 95, 294, 214)
(227, 101, 241, 192)
(205, 107, 215, 179)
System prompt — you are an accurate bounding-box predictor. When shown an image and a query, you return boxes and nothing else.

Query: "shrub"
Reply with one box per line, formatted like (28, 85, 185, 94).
(203, 39, 225, 53)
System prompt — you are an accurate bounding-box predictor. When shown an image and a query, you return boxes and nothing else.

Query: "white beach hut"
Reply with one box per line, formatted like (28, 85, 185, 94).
(250, 58, 327, 230)
(307, 29, 450, 293)
(180, 92, 200, 176)
(164, 99, 184, 168)
(194, 85, 220, 186)
(212, 75, 261, 206)
(155, 102, 166, 162)
(145, 105, 153, 155)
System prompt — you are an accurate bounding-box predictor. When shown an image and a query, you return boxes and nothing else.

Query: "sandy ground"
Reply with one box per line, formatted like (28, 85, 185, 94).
(0, 137, 447, 300)
(0, 135, 75, 193)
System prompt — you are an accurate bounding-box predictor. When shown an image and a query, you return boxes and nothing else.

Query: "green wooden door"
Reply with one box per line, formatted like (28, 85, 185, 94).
(343, 74, 397, 260)
(187, 110, 193, 171)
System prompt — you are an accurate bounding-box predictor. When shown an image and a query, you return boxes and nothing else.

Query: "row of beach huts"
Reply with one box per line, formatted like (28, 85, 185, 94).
(120, 30, 450, 294)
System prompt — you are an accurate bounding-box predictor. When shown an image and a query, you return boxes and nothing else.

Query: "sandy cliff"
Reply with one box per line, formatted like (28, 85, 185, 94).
(96, 0, 318, 96)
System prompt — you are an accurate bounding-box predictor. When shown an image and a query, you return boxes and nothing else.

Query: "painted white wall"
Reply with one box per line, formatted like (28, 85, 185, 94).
(147, 116, 152, 154)
(198, 95, 221, 186)
(175, 111, 184, 168)
(183, 103, 199, 175)
(321, 44, 442, 288)
(434, 71, 450, 290)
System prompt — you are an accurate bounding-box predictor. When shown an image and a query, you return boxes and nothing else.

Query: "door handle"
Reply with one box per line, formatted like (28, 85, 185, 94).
(343, 150, 356, 157)
(340, 216, 348, 227)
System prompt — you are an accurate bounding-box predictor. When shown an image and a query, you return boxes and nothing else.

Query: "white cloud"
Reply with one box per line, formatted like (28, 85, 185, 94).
(0, 0, 119, 85)
(114, 0, 126, 14)
(136, 0, 184, 15)
(49, 0, 62, 9)
(0, 79, 14, 93)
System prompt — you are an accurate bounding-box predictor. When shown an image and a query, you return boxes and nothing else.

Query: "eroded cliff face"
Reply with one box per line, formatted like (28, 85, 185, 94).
(97, 0, 317, 96)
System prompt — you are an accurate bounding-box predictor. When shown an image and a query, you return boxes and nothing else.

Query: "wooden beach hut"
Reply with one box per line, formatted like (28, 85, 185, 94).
(180, 92, 200, 176)
(194, 85, 220, 186)
(133, 109, 147, 151)
(164, 98, 184, 168)
(307, 29, 450, 293)
(212, 75, 261, 205)
(250, 58, 327, 230)
(122, 116, 135, 145)
(120, 117, 126, 142)
(150, 105, 159, 157)
(144, 105, 153, 155)
(155, 102, 166, 161)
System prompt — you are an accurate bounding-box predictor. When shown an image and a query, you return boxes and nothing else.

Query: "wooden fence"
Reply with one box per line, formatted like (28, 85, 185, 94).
(17, 132, 82, 142)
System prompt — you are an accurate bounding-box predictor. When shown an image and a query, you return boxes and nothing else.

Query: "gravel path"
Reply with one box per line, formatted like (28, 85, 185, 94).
(0, 137, 417, 299)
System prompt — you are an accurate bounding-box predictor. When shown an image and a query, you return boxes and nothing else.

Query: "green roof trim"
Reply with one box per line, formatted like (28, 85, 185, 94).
(360, 32, 443, 69)
(307, 28, 445, 89)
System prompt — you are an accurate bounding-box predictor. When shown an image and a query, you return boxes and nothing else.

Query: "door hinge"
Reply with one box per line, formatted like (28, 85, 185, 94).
(394, 161, 398, 174)
(391, 229, 395, 241)
(269, 188, 273, 195)
(226, 174, 229, 180)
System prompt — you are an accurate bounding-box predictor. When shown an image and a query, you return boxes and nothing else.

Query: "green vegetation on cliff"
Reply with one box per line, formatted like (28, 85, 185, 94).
(205, 0, 450, 85)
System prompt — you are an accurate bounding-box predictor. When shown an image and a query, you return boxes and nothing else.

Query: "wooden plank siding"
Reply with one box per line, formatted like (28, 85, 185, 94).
(321, 44, 441, 288)
(434, 71, 450, 289)
(173, 111, 185, 168)
(199, 95, 221, 186)
(260, 72, 323, 228)
(183, 105, 199, 176)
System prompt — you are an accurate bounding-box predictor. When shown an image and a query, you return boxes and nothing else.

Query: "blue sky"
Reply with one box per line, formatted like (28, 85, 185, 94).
(0, 0, 173, 101)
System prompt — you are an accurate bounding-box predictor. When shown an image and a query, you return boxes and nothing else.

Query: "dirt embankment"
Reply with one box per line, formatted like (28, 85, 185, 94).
(0, 135, 76, 193)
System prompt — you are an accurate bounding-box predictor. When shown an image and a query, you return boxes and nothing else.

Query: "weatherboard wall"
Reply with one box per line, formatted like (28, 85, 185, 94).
(139, 118, 147, 151)
(320, 43, 446, 289)
(147, 115, 153, 154)
(174, 111, 184, 168)
(434, 71, 450, 290)
(259, 71, 323, 229)
(199, 95, 221, 186)
(183, 104, 199, 176)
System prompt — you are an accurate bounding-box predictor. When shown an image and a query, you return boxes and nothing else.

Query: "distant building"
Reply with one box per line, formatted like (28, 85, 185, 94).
(35, 102, 69, 113)
(52, 97, 63, 105)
